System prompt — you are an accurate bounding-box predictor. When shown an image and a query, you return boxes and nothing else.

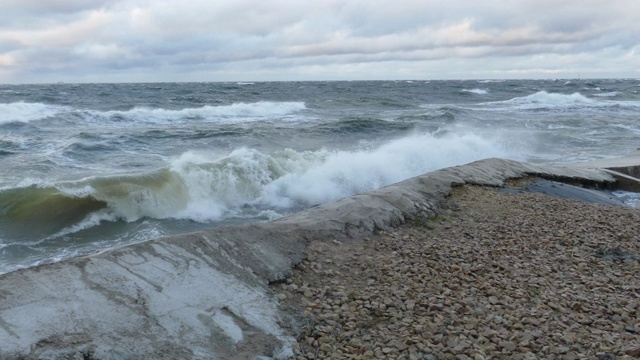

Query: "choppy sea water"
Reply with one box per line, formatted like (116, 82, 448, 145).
(1, 79, 639, 274)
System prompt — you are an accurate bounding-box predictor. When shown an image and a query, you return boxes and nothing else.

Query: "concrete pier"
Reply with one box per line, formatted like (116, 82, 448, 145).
(570, 150, 640, 191)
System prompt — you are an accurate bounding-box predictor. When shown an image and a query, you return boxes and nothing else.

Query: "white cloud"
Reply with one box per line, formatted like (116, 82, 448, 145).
(0, 0, 638, 83)
(0, 54, 15, 66)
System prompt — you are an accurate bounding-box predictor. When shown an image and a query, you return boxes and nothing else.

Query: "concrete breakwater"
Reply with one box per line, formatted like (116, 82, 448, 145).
(0, 156, 636, 359)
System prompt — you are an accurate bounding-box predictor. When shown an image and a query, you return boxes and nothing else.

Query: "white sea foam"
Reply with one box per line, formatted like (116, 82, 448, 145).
(260, 132, 510, 208)
(592, 92, 619, 97)
(127, 225, 165, 243)
(15, 177, 55, 189)
(88, 101, 306, 125)
(0, 102, 68, 124)
(612, 190, 640, 208)
(462, 88, 488, 95)
(479, 91, 611, 111)
(516, 91, 593, 105)
(168, 148, 289, 221)
(2, 101, 305, 126)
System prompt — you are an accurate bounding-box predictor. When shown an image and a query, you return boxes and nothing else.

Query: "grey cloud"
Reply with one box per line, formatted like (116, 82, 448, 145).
(0, 0, 116, 30)
(0, 0, 115, 13)
(1, 0, 639, 83)
(0, 39, 22, 52)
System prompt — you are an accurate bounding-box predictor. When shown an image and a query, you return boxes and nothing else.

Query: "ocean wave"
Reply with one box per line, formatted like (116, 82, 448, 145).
(0, 101, 306, 126)
(611, 123, 640, 134)
(462, 88, 488, 95)
(0, 185, 108, 241)
(260, 132, 509, 208)
(0, 139, 21, 154)
(45, 210, 118, 241)
(169, 132, 512, 216)
(84, 101, 306, 125)
(512, 91, 594, 105)
(478, 91, 620, 111)
(0, 131, 513, 235)
(0, 102, 69, 124)
(592, 92, 620, 97)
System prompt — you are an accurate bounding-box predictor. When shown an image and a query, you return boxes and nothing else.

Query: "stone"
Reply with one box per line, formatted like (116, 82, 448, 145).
(500, 341, 517, 352)
(319, 343, 333, 353)
(626, 347, 640, 356)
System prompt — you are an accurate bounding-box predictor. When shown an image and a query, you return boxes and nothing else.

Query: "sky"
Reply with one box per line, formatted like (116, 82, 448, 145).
(0, 0, 639, 83)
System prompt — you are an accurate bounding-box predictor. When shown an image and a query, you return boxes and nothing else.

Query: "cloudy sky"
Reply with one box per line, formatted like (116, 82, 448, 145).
(0, 0, 638, 83)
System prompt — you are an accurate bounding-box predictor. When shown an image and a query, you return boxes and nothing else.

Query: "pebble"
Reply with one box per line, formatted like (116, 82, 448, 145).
(500, 341, 517, 352)
(272, 182, 640, 359)
(626, 347, 640, 356)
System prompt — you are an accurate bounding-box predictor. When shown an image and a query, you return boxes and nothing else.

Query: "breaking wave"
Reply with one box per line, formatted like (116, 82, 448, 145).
(592, 92, 620, 97)
(0, 102, 69, 124)
(478, 91, 630, 112)
(462, 88, 488, 95)
(504, 91, 593, 106)
(85, 101, 306, 125)
(0, 101, 306, 126)
(0, 131, 514, 237)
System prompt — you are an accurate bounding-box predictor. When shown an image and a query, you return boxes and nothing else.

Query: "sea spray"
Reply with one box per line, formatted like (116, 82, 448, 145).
(169, 148, 291, 221)
(260, 132, 510, 207)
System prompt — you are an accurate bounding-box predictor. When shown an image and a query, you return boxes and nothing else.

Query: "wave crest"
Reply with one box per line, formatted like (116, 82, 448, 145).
(479, 91, 612, 112)
(462, 88, 488, 95)
(86, 101, 306, 125)
(0, 102, 68, 124)
(0, 101, 306, 126)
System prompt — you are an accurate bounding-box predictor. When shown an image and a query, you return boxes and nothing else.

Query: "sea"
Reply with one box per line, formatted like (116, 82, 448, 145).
(1, 79, 640, 275)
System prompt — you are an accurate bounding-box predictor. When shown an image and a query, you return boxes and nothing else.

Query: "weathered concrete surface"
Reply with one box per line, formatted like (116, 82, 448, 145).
(0, 158, 623, 359)
(571, 150, 640, 172)
(571, 150, 640, 191)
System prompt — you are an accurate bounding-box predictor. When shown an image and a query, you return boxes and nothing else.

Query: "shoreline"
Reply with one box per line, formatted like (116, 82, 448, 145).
(0, 156, 637, 359)
(277, 181, 640, 359)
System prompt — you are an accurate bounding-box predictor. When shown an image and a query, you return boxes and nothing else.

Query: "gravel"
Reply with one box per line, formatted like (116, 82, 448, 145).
(272, 180, 640, 359)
